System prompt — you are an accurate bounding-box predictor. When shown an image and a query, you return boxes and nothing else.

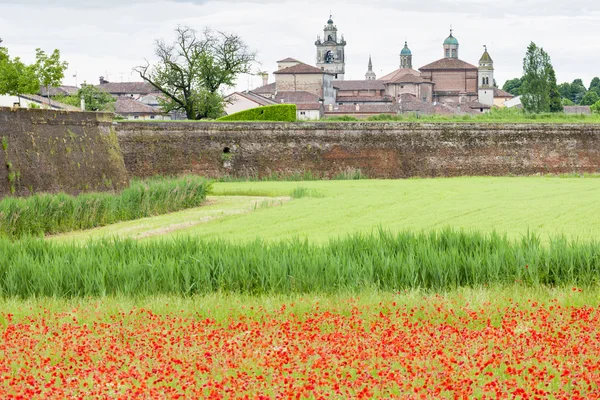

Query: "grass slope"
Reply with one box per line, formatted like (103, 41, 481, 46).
(56, 177, 600, 242)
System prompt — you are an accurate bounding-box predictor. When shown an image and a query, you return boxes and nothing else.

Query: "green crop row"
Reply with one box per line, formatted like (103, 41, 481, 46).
(0, 176, 211, 239)
(1, 229, 600, 298)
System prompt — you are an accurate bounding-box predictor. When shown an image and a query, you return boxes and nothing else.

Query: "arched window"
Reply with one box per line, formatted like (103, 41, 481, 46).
(325, 51, 334, 63)
(452, 49, 456, 58)
(446, 49, 450, 58)
(327, 35, 333, 42)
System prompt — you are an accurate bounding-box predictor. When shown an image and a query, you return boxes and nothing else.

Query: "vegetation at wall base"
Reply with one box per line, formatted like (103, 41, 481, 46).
(321, 107, 600, 123)
(218, 104, 297, 122)
(0, 176, 211, 239)
(3, 229, 600, 298)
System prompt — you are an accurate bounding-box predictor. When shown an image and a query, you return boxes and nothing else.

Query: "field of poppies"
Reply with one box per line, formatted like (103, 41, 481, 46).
(1, 288, 599, 399)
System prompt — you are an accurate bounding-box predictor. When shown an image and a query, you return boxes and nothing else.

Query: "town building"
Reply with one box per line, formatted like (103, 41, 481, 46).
(114, 97, 169, 120)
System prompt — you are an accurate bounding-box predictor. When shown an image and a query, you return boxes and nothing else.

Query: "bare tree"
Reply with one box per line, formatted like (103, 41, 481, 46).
(135, 26, 256, 120)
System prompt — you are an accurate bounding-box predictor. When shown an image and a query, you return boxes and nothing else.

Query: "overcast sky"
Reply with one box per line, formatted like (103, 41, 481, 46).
(1, 0, 599, 92)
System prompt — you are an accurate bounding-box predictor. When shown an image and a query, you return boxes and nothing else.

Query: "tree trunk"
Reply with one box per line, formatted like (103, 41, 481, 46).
(46, 84, 52, 108)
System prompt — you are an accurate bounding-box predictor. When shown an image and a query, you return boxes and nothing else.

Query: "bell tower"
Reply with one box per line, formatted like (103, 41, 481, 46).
(315, 15, 346, 80)
(478, 45, 494, 106)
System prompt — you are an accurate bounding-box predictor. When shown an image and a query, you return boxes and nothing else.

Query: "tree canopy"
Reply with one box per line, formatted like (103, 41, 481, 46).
(34, 49, 68, 105)
(0, 41, 40, 102)
(136, 26, 257, 120)
(580, 90, 600, 106)
(502, 77, 524, 96)
(521, 42, 552, 113)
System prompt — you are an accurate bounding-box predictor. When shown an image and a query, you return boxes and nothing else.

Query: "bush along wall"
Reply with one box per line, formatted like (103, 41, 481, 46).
(218, 104, 297, 122)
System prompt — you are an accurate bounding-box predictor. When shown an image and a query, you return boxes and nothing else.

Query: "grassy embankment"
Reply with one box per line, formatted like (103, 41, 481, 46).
(53, 176, 600, 243)
(0, 176, 211, 239)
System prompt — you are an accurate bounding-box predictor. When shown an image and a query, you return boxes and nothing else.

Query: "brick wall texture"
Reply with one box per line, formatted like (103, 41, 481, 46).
(0, 107, 129, 197)
(116, 122, 600, 179)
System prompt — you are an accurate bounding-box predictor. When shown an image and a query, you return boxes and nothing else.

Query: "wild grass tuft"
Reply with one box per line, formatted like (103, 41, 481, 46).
(0, 176, 211, 239)
(1, 229, 600, 298)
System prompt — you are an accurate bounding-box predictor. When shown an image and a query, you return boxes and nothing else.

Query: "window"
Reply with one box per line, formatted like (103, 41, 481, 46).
(300, 111, 306, 115)
(150, 115, 155, 119)
(446, 49, 450, 57)
(134, 116, 139, 119)
(400, 85, 404, 88)
(328, 35, 333, 42)
(452, 49, 456, 58)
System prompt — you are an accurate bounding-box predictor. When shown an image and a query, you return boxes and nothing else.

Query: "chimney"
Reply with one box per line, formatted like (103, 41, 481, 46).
(262, 73, 268, 87)
(99, 76, 109, 85)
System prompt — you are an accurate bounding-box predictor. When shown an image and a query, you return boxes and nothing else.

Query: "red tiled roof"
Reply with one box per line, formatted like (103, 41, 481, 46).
(230, 91, 277, 106)
(97, 82, 158, 95)
(325, 104, 396, 114)
(296, 103, 321, 110)
(39, 86, 79, 97)
(334, 80, 386, 91)
(378, 68, 421, 82)
(493, 88, 515, 98)
(336, 96, 393, 103)
(115, 97, 163, 114)
(419, 58, 477, 71)
(274, 63, 333, 75)
(20, 94, 81, 111)
(252, 82, 276, 94)
(277, 57, 301, 63)
(275, 91, 320, 104)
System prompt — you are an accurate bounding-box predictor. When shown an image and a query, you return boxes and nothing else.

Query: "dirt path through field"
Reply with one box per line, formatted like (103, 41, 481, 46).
(51, 196, 291, 242)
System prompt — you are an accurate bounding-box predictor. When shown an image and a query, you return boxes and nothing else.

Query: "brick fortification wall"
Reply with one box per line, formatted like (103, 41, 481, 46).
(116, 122, 600, 179)
(0, 108, 129, 197)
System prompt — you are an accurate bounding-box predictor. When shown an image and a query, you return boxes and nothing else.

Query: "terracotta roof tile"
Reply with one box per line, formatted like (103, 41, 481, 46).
(115, 97, 163, 114)
(333, 80, 386, 91)
(419, 58, 477, 71)
(274, 63, 333, 75)
(378, 68, 422, 82)
(252, 82, 276, 94)
(336, 96, 393, 103)
(277, 57, 301, 63)
(97, 82, 158, 95)
(493, 88, 515, 98)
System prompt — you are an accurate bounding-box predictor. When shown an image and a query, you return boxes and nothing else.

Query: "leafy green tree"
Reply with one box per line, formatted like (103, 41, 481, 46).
(547, 65, 562, 112)
(591, 100, 600, 114)
(135, 26, 256, 120)
(502, 77, 524, 96)
(589, 77, 600, 95)
(34, 48, 68, 107)
(78, 85, 115, 111)
(0, 44, 40, 104)
(521, 42, 552, 113)
(569, 79, 587, 104)
(580, 90, 600, 106)
(558, 82, 571, 100)
(561, 98, 574, 106)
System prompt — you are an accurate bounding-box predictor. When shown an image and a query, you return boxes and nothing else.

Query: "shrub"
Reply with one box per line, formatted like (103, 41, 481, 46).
(218, 104, 296, 122)
(0, 176, 212, 239)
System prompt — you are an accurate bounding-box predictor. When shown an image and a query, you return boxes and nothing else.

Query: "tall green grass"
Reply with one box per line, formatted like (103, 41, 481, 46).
(1, 229, 600, 298)
(0, 176, 211, 239)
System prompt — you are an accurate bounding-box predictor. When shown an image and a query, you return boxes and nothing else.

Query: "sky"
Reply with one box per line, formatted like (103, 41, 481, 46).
(1, 0, 599, 92)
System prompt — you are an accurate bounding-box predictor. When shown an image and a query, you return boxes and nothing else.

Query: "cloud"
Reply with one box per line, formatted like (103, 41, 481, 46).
(0, 0, 598, 91)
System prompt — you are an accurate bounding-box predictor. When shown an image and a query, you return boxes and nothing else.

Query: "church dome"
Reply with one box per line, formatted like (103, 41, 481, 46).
(400, 41, 412, 55)
(443, 34, 459, 46)
(327, 17, 334, 24)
